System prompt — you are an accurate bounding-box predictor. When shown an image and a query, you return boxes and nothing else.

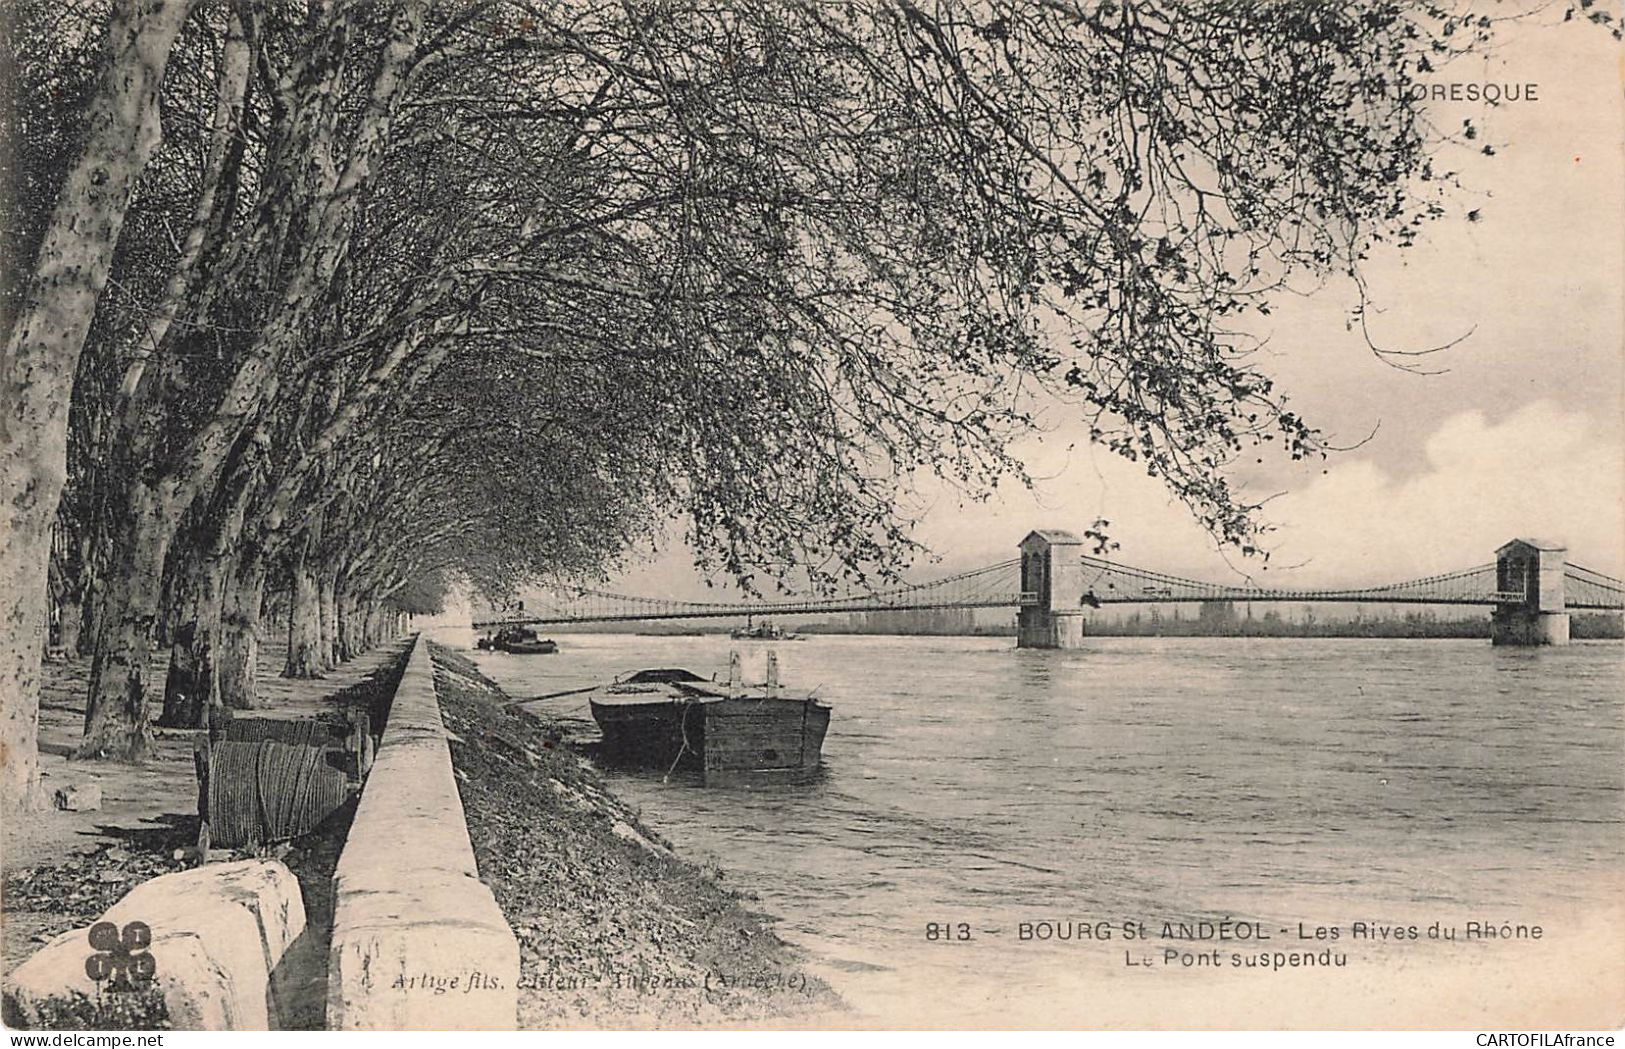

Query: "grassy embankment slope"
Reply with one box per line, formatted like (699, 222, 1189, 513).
(429, 644, 841, 1028)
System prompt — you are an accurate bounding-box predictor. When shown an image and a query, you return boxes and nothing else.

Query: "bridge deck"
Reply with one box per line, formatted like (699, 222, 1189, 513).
(469, 556, 1625, 628)
(474, 594, 1624, 628)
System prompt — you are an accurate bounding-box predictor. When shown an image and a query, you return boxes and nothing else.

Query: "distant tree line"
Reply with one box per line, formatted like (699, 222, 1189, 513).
(798, 608, 1625, 639)
(1087, 609, 1624, 640)
(810, 608, 984, 636)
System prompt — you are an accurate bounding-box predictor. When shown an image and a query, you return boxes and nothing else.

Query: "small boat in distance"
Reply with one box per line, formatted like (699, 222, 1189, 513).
(477, 625, 558, 654)
(729, 617, 803, 641)
(587, 653, 830, 786)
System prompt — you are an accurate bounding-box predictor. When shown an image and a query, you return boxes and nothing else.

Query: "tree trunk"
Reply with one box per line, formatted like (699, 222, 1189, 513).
(0, 0, 197, 811)
(159, 612, 209, 729)
(79, 486, 177, 761)
(162, 433, 259, 724)
(75, 569, 99, 656)
(154, 552, 184, 649)
(338, 588, 364, 660)
(58, 599, 84, 655)
(0, 523, 50, 810)
(358, 602, 376, 649)
(285, 532, 325, 679)
(334, 586, 350, 662)
(159, 546, 229, 728)
(218, 550, 266, 709)
(318, 568, 339, 669)
(142, 0, 428, 593)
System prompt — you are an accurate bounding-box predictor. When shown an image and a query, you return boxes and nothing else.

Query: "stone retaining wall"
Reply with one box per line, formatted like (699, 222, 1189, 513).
(326, 634, 519, 1030)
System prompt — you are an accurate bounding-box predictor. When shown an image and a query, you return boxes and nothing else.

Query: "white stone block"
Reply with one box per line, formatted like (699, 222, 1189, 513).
(108, 860, 306, 973)
(3, 860, 305, 1031)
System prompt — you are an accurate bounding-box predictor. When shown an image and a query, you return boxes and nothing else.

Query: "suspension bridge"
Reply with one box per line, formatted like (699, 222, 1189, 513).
(472, 532, 1625, 648)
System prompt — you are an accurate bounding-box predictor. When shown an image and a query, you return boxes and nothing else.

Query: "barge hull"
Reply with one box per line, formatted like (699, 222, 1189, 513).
(701, 699, 830, 786)
(592, 702, 702, 768)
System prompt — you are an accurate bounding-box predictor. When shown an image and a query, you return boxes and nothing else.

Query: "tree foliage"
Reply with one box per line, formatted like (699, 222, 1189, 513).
(2, 0, 1608, 767)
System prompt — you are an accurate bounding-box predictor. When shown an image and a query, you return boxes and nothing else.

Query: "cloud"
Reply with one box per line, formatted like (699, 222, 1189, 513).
(596, 401, 1621, 602)
(1266, 402, 1624, 584)
(910, 400, 1623, 594)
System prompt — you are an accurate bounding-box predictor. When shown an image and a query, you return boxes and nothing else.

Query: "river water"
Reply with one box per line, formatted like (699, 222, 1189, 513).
(459, 632, 1625, 1026)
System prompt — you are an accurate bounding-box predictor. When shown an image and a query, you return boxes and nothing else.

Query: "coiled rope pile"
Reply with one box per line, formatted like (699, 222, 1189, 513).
(201, 739, 349, 848)
(224, 714, 344, 747)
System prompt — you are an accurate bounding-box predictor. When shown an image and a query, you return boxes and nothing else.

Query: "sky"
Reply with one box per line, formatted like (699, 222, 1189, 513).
(592, 14, 1624, 603)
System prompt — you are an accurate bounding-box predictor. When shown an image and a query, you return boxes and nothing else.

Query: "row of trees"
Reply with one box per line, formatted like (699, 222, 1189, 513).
(4, 0, 1599, 809)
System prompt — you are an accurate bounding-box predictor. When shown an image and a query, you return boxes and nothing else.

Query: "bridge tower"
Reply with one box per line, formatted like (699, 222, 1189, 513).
(1016, 530, 1088, 649)
(1491, 538, 1569, 646)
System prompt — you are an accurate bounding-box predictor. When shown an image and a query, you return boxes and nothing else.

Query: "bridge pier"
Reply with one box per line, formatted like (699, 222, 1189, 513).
(1016, 530, 1089, 649)
(1017, 608, 1086, 649)
(1490, 538, 1569, 646)
(1490, 609, 1569, 646)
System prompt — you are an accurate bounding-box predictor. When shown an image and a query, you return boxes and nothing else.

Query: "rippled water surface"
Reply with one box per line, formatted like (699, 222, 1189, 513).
(463, 633, 1624, 1020)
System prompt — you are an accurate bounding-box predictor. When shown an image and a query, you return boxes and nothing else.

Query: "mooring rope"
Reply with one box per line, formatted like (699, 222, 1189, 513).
(663, 702, 697, 784)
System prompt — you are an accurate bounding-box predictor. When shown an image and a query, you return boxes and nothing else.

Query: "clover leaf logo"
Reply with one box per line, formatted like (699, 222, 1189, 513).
(85, 921, 156, 991)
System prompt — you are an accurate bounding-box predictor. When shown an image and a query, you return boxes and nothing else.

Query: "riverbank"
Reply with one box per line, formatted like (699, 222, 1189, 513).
(428, 643, 842, 1028)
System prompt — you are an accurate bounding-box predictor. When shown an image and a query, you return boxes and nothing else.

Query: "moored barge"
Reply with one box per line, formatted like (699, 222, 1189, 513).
(587, 657, 830, 785)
